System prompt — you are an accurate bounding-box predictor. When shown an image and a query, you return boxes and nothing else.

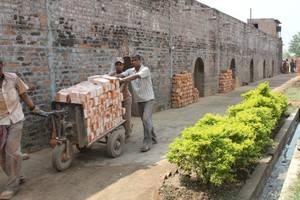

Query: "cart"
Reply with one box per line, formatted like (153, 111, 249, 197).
(35, 101, 126, 172)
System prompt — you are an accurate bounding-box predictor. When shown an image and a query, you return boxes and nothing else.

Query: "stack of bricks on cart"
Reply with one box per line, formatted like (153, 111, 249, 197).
(171, 72, 200, 108)
(219, 69, 235, 93)
(55, 75, 125, 143)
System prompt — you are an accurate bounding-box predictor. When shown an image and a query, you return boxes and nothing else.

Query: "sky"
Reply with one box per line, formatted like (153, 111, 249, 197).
(197, 0, 300, 51)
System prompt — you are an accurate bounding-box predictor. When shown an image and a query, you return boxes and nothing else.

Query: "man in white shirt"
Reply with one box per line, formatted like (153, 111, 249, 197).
(119, 54, 157, 152)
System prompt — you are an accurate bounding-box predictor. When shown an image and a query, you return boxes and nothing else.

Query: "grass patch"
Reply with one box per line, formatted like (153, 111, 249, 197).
(287, 175, 300, 200)
(287, 105, 297, 115)
(284, 87, 300, 101)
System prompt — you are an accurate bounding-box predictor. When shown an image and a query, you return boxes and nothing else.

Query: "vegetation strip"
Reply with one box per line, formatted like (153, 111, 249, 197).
(168, 82, 288, 186)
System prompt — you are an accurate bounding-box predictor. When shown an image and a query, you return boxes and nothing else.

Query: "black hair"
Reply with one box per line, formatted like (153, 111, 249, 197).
(131, 54, 141, 61)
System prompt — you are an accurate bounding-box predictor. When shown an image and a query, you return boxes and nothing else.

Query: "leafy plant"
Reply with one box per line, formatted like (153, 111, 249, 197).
(167, 82, 288, 186)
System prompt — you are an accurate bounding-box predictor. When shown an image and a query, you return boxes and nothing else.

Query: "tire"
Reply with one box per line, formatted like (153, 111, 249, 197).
(52, 141, 74, 172)
(76, 144, 91, 153)
(107, 130, 125, 158)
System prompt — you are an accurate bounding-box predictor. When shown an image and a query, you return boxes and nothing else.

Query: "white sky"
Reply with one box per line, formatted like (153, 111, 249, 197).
(197, 0, 300, 51)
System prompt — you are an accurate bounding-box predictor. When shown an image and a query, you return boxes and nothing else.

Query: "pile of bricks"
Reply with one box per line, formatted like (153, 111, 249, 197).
(219, 69, 234, 93)
(55, 75, 125, 143)
(171, 72, 200, 108)
(297, 59, 300, 75)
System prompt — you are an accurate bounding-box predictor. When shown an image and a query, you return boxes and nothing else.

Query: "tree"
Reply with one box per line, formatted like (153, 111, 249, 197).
(289, 32, 300, 57)
(283, 50, 291, 59)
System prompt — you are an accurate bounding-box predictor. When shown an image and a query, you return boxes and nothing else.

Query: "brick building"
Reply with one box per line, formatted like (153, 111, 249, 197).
(0, 0, 283, 151)
(248, 18, 282, 38)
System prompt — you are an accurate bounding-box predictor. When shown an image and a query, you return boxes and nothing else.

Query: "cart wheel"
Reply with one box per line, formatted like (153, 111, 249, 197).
(76, 144, 91, 153)
(52, 141, 74, 172)
(107, 131, 125, 158)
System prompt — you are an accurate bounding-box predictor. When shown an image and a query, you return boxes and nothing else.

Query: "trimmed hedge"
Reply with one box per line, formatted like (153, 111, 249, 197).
(167, 82, 288, 186)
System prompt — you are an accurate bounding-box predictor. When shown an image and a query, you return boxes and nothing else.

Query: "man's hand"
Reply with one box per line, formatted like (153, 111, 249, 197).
(119, 78, 126, 83)
(31, 106, 49, 117)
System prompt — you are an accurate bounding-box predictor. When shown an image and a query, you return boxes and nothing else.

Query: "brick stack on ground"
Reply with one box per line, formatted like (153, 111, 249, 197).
(219, 69, 235, 93)
(55, 75, 125, 144)
(171, 72, 200, 108)
(297, 59, 300, 76)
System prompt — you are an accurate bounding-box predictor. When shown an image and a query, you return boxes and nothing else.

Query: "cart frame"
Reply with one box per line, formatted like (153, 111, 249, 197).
(34, 101, 126, 171)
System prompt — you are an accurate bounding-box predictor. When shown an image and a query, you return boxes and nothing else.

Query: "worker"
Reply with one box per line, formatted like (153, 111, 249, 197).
(0, 59, 46, 199)
(110, 57, 132, 139)
(118, 54, 157, 152)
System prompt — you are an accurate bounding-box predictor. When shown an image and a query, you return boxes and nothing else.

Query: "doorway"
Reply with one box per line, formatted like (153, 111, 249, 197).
(250, 59, 254, 82)
(263, 60, 266, 79)
(271, 60, 275, 77)
(194, 58, 205, 97)
(230, 58, 236, 79)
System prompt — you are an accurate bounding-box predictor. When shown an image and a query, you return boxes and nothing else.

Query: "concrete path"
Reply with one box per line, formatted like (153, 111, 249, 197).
(0, 74, 296, 200)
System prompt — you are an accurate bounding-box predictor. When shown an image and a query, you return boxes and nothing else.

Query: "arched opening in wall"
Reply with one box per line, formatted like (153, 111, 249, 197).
(250, 59, 254, 82)
(263, 60, 267, 79)
(230, 58, 236, 79)
(230, 58, 236, 89)
(271, 60, 275, 77)
(194, 58, 205, 97)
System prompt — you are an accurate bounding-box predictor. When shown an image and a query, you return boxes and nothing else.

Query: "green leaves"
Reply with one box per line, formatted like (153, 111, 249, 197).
(167, 82, 288, 186)
(289, 32, 300, 57)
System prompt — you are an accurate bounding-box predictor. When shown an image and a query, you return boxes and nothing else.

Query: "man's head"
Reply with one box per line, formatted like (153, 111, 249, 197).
(131, 54, 142, 69)
(115, 57, 124, 74)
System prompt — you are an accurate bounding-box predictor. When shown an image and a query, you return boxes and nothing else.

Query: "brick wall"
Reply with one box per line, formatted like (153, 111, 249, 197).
(0, 0, 283, 151)
(0, 1, 51, 150)
(248, 19, 279, 38)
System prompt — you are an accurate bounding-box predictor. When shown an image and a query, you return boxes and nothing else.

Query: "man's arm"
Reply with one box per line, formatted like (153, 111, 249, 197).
(15, 76, 35, 110)
(108, 71, 116, 76)
(19, 93, 35, 110)
(115, 73, 126, 78)
(19, 93, 48, 116)
(121, 74, 139, 82)
(115, 68, 132, 78)
(16, 76, 47, 116)
(120, 67, 150, 83)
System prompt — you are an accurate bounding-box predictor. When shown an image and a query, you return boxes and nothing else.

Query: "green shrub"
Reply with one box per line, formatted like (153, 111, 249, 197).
(168, 118, 256, 185)
(228, 82, 288, 119)
(234, 107, 275, 153)
(167, 82, 288, 186)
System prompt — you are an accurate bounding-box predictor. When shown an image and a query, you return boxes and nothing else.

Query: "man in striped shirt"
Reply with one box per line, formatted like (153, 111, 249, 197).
(0, 59, 46, 199)
(119, 54, 157, 152)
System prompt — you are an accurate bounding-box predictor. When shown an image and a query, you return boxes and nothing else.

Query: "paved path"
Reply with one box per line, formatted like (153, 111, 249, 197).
(0, 74, 296, 200)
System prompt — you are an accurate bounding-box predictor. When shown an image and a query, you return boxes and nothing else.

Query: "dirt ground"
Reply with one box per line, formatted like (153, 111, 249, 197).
(0, 74, 296, 200)
(159, 171, 242, 200)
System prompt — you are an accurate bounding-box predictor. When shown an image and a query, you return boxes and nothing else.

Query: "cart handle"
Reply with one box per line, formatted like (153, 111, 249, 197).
(30, 109, 67, 118)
